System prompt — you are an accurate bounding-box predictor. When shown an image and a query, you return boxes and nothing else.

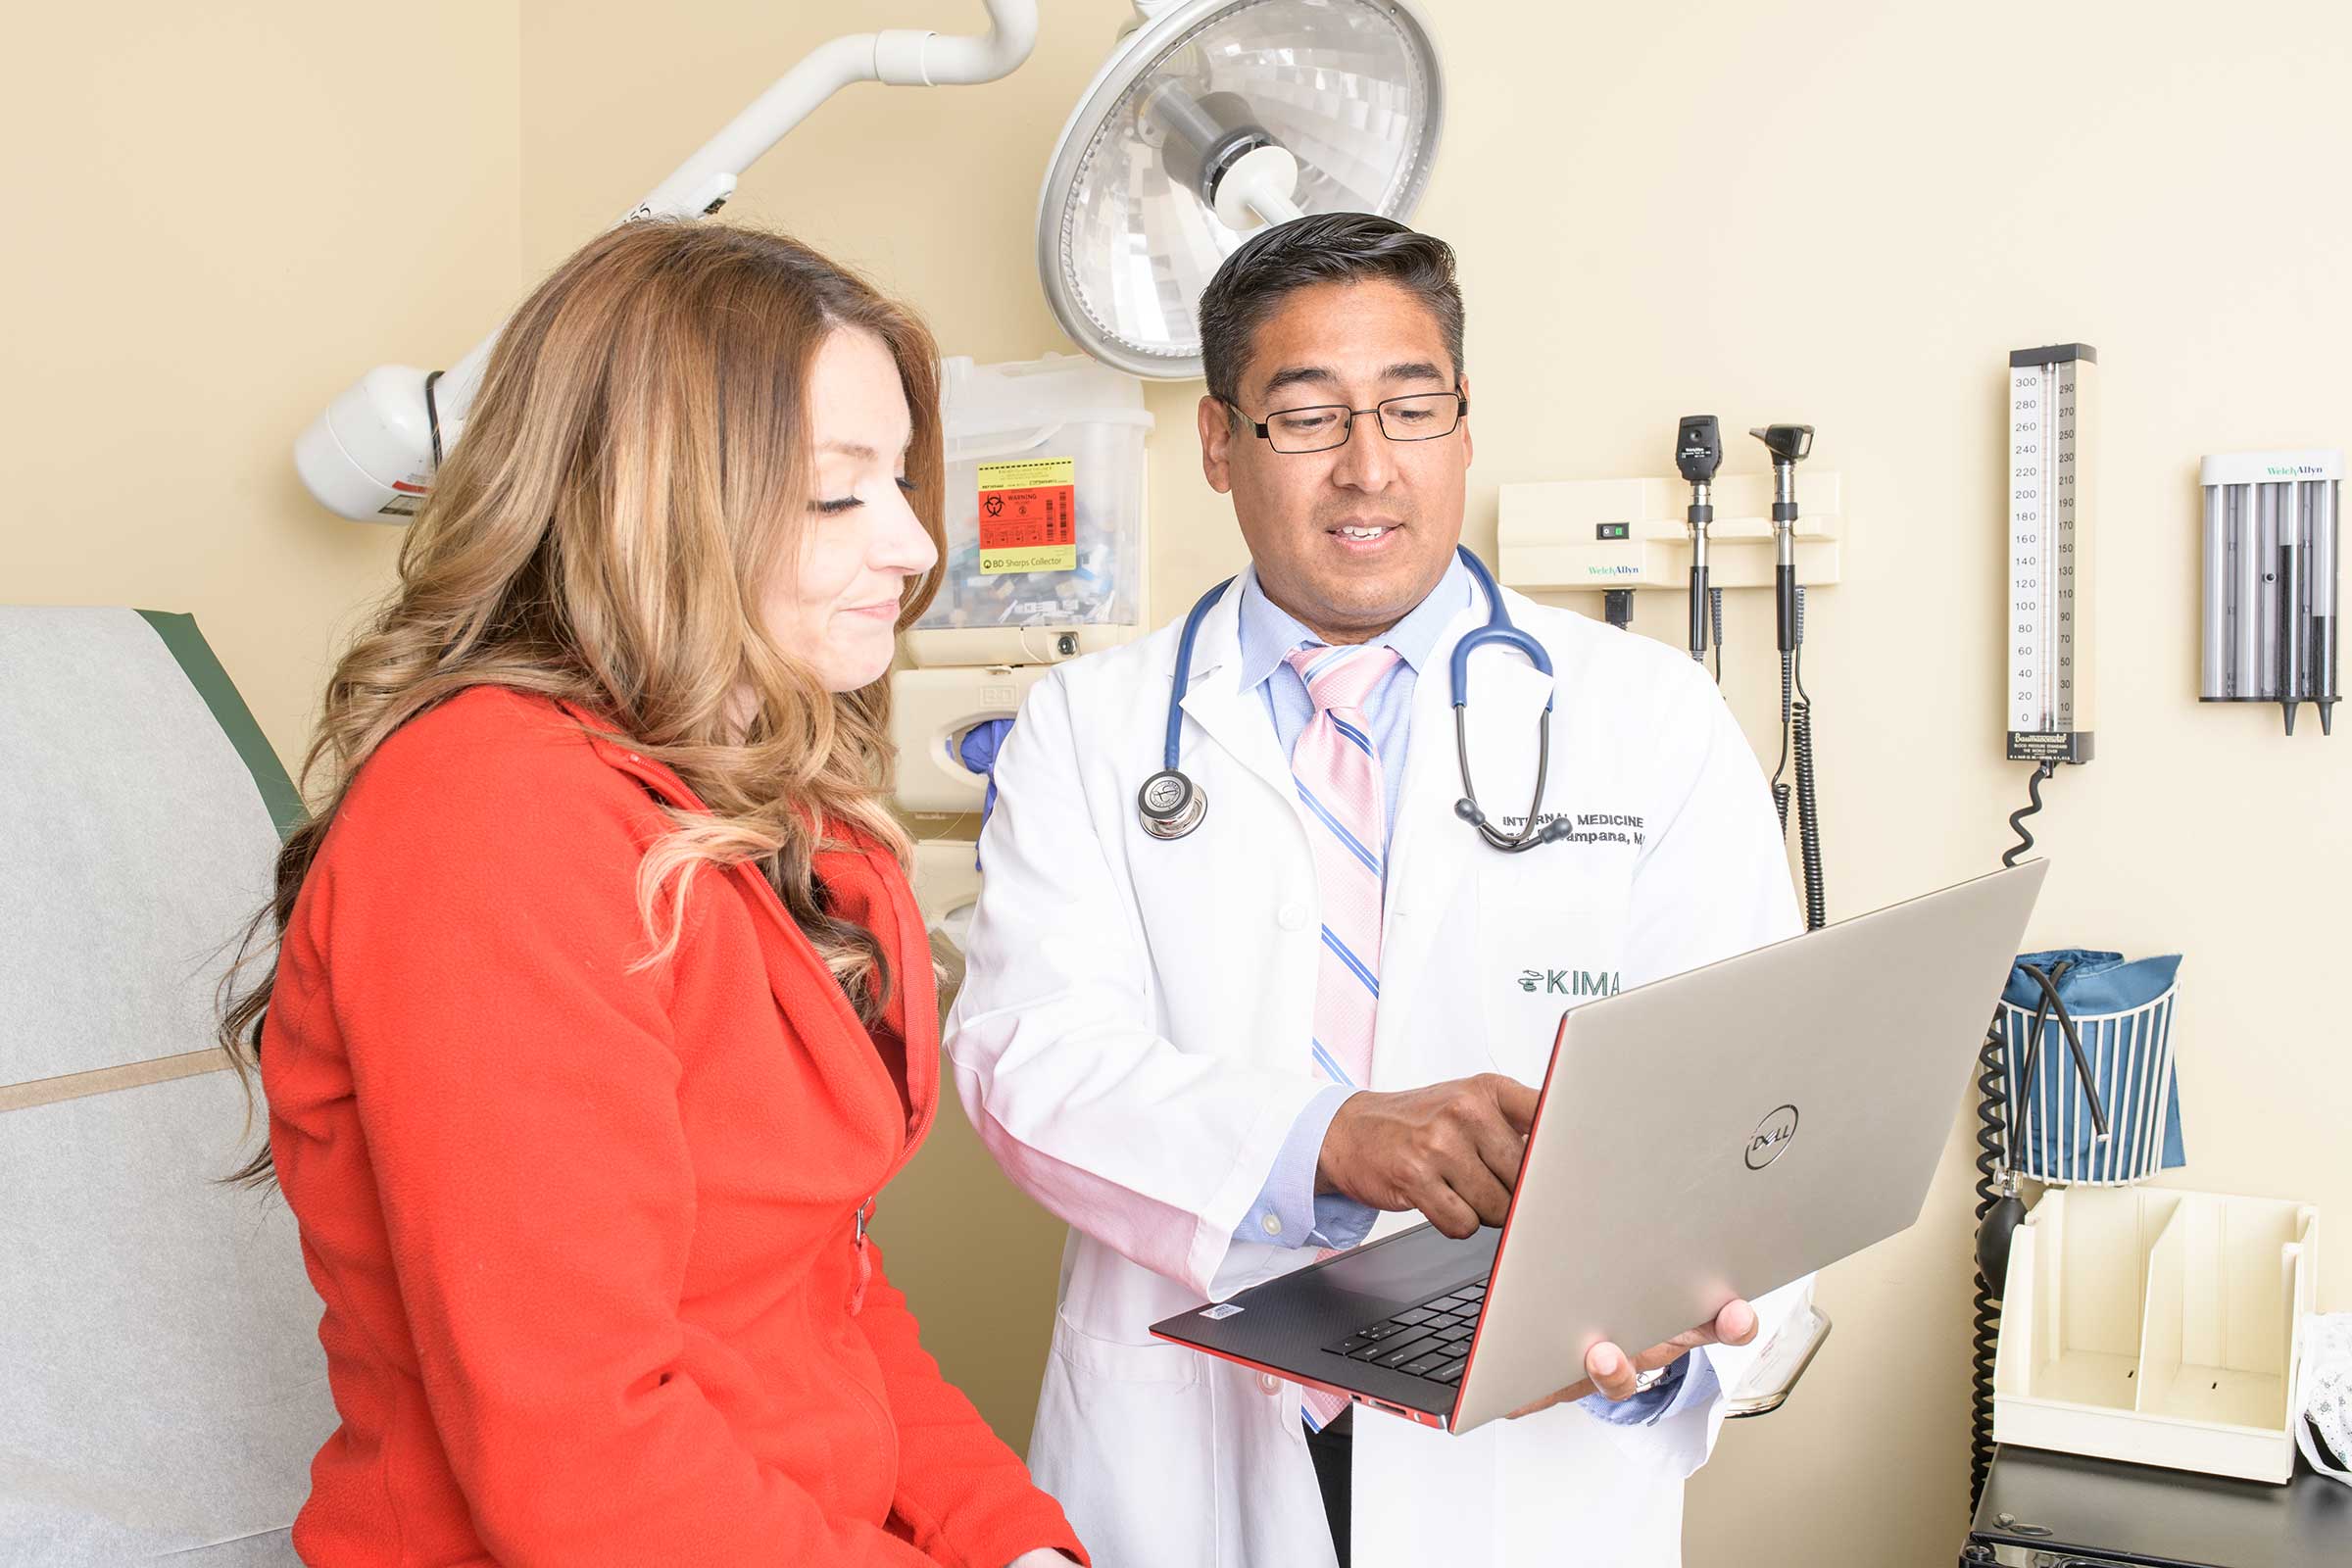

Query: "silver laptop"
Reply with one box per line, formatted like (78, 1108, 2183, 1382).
(1152, 861, 2047, 1434)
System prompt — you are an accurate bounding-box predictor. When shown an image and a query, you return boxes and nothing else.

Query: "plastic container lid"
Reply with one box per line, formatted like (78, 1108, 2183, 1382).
(940, 352, 1154, 456)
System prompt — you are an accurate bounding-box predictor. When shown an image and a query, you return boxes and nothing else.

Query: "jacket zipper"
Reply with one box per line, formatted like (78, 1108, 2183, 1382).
(579, 733, 910, 1494)
(849, 1195, 876, 1315)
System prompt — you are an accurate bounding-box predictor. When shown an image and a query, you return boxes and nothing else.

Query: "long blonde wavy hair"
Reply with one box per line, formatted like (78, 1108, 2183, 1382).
(220, 220, 944, 1183)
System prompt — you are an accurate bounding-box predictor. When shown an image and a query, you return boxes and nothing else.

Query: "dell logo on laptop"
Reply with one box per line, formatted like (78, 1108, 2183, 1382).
(1745, 1104, 1799, 1170)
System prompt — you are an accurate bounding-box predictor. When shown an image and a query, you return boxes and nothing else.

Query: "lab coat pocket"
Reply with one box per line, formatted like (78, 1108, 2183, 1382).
(1033, 1312, 1221, 1568)
(1048, 1309, 1201, 1388)
(1476, 892, 1628, 1086)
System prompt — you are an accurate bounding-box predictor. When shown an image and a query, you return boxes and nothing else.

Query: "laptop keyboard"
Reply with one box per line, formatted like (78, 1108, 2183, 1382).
(1321, 1280, 1486, 1387)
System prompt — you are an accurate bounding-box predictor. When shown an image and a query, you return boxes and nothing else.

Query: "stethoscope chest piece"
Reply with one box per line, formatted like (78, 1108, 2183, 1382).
(1138, 768, 1206, 840)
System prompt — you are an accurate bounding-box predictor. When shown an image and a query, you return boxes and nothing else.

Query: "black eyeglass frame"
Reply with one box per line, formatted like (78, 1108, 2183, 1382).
(1221, 384, 1469, 454)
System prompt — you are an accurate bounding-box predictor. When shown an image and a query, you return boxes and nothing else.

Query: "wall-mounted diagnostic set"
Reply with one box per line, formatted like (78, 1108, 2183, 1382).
(2200, 449, 2341, 735)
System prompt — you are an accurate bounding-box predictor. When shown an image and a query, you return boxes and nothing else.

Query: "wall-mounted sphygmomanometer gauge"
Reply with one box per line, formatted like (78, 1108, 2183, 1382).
(1980, 340, 2103, 1301)
(2006, 344, 2097, 770)
(1972, 340, 2102, 1513)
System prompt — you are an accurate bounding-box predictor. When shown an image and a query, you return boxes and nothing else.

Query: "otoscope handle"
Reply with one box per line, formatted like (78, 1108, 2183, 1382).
(1688, 492, 1713, 662)
(1772, 471, 1800, 654)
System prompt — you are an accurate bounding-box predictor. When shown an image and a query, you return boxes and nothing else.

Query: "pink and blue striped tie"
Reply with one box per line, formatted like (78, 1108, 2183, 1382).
(1286, 643, 1398, 1430)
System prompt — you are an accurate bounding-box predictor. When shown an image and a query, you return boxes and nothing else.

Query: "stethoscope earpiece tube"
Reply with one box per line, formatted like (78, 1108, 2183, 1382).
(1453, 697, 1556, 855)
(1141, 575, 1237, 841)
(1448, 548, 1559, 854)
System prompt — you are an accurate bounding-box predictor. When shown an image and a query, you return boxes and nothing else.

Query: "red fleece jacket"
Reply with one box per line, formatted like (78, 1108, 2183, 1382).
(261, 686, 1085, 1568)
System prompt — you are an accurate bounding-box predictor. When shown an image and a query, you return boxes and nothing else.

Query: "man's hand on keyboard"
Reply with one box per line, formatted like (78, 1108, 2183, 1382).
(1314, 1074, 1540, 1238)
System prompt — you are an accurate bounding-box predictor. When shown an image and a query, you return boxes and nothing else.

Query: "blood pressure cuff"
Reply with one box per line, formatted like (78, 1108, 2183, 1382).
(1998, 948, 2186, 1182)
(1, 608, 330, 1564)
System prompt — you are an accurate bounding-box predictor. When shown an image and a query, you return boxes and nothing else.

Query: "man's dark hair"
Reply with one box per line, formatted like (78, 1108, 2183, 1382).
(1196, 212, 1465, 412)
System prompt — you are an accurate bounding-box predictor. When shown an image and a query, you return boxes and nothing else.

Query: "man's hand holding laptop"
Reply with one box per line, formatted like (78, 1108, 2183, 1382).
(1505, 1298, 1759, 1417)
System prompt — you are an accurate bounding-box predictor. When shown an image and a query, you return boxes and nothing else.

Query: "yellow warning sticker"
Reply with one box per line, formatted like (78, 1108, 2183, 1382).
(977, 457, 1077, 574)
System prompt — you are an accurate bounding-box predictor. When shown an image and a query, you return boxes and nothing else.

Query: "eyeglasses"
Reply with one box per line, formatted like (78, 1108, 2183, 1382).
(1225, 386, 1468, 455)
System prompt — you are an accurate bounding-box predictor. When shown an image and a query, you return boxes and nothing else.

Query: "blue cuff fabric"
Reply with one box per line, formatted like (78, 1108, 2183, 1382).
(1234, 1085, 1376, 1250)
(958, 717, 1017, 865)
(1577, 1345, 1719, 1428)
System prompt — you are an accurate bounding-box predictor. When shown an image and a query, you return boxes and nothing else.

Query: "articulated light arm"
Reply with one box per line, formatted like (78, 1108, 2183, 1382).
(297, 0, 1039, 522)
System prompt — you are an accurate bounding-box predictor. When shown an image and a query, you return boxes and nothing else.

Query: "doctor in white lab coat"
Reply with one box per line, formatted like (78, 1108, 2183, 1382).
(946, 214, 1810, 1568)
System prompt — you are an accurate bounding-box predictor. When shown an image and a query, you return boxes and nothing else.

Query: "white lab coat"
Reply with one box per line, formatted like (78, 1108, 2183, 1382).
(946, 577, 1810, 1568)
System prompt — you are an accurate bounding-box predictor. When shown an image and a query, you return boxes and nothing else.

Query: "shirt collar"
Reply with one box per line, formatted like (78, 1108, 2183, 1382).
(1235, 553, 1475, 694)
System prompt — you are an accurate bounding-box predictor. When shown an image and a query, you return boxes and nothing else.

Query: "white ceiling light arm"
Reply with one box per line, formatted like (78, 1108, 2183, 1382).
(631, 0, 1042, 226)
(299, 0, 1038, 523)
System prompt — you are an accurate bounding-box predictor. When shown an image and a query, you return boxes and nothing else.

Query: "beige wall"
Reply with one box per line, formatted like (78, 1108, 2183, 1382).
(1, 2, 524, 771)
(16, 2, 2352, 1563)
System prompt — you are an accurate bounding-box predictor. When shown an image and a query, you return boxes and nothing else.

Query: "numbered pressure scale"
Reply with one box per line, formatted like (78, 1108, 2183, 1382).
(2008, 344, 2098, 765)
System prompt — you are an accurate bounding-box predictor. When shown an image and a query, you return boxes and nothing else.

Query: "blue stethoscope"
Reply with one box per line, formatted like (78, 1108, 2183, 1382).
(1137, 545, 1573, 853)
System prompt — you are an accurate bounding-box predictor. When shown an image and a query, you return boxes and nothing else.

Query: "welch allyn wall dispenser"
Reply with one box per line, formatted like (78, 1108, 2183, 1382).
(2201, 449, 2342, 736)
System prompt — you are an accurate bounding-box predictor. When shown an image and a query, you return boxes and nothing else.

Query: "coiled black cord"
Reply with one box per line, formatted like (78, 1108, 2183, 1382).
(1772, 652, 1793, 835)
(1709, 587, 1724, 684)
(1968, 759, 2061, 1511)
(2003, 759, 2055, 865)
(1968, 1026, 2007, 1509)
(1788, 589, 1825, 931)
(1790, 682, 1824, 932)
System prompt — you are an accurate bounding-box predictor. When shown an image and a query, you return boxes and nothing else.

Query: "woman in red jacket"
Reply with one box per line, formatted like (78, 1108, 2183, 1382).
(220, 221, 1087, 1568)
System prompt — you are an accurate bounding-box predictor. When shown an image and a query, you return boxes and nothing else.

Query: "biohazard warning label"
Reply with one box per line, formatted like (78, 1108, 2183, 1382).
(976, 457, 1076, 574)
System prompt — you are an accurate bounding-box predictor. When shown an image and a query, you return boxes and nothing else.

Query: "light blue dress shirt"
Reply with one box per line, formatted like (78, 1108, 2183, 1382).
(1227, 558, 1468, 1255)
(1224, 558, 1706, 1425)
